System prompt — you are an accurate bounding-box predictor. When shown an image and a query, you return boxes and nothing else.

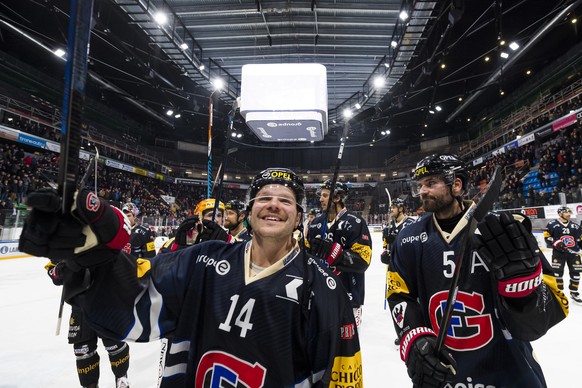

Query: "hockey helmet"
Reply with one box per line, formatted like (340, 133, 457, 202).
(391, 198, 407, 210)
(557, 206, 571, 215)
(319, 180, 349, 200)
(225, 199, 247, 215)
(412, 153, 468, 195)
(194, 198, 225, 218)
(308, 208, 322, 216)
(248, 168, 304, 210)
(122, 202, 139, 217)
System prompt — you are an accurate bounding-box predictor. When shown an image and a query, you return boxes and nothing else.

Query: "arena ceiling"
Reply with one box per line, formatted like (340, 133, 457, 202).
(0, 0, 581, 155)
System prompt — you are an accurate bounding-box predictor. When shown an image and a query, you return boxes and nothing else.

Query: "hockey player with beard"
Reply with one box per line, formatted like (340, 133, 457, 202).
(387, 153, 568, 388)
(20, 168, 362, 387)
(121, 202, 155, 258)
(306, 180, 372, 328)
(544, 206, 582, 304)
(224, 199, 251, 241)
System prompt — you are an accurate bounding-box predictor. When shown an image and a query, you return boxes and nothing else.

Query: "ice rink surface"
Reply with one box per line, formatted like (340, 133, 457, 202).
(0, 231, 579, 387)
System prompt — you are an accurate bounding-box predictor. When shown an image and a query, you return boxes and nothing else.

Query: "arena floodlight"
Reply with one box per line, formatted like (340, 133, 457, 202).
(153, 11, 168, 25)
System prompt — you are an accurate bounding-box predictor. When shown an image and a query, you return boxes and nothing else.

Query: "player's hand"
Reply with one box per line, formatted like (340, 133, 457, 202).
(46, 261, 66, 286)
(174, 216, 200, 247)
(401, 328, 456, 387)
(552, 240, 567, 253)
(308, 237, 343, 268)
(195, 219, 234, 243)
(380, 249, 390, 265)
(473, 212, 542, 298)
(19, 188, 130, 270)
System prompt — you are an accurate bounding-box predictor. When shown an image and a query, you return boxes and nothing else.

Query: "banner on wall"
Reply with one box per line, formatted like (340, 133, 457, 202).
(552, 113, 577, 132)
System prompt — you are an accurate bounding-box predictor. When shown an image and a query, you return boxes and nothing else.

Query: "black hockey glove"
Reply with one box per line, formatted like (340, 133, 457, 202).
(552, 239, 567, 253)
(400, 327, 456, 388)
(308, 237, 343, 267)
(473, 212, 542, 298)
(195, 219, 234, 244)
(380, 249, 390, 265)
(46, 261, 66, 286)
(174, 216, 200, 247)
(19, 188, 131, 270)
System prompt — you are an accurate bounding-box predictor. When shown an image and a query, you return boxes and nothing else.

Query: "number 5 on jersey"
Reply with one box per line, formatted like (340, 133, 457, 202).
(219, 295, 256, 338)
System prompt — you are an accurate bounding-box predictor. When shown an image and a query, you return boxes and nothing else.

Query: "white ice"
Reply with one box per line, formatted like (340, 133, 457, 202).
(0, 232, 579, 387)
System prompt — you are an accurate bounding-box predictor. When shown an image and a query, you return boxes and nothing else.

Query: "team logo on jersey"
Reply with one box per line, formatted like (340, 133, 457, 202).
(196, 255, 231, 275)
(122, 243, 132, 254)
(420, 232, 428, 242)
(559, 235, 576, 247)
(401, 233, 428, 245)
(428, 291, 493, 351)
(195, 351, 266, 387)
(392, 302, 407, 328)
(276, 276, 303, 303)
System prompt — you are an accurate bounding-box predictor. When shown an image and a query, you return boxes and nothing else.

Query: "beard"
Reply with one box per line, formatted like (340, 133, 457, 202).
(421, 192, 455, 213)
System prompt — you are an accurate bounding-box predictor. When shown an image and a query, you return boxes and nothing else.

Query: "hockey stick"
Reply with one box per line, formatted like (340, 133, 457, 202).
(435, 166, 502, 351)
(384, 188, 392, 310)
(56, 149, 98, 335)
(54, 0, 94, 336)
(207, 90, 221, 199)
(321, 121, 351, 236)
(212, 99, 239, 222)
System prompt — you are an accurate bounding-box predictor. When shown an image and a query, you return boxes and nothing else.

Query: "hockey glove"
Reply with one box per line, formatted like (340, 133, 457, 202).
(174, 216, 200, 248)
(308, 237, 343, 268)
(552, 239, 567, 253)
(400, 327, 456, 388)
(473, 212, 542, 298)
(45, 261, 66, 286)
(380, 249, 390, 265)
(19, 188, 130, 270)
(195, 219, 234, 244)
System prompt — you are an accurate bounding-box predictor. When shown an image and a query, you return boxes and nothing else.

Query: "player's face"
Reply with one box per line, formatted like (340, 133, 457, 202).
(319, 189, 331, 209)
(390, 205, 399, 217)
(308, 214, 315, 222)
(224, 209, 240, 229)
(123, 211, 135, 227)
(416, 176, 455, 214)
(250, 184, 300, 239)
(202, 209, 224, 224)
(560, 210, 571, 222)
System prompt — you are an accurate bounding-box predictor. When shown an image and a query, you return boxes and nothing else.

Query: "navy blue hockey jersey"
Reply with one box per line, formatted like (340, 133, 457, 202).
(387, 206, 568, 387)
(123, 224, 155, 258)
(306, 210, 372, 307)
(382, 216, 416, 251)
(68, 240, 362, 387)
(544, 219, 582, 256)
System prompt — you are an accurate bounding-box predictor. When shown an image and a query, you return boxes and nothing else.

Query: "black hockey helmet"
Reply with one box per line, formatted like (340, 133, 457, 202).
(320, 180, 349, 200)
(557, 206, 571, 215)
(391, 198, 407, 210)
(412, 153, 468, 195)
(248, 168, 304, 211)
(308, 208, 322, 216)
(225, 199, 246, 215)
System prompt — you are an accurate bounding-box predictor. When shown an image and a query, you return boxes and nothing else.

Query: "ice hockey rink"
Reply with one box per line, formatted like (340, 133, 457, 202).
(0, 231, 579, 387)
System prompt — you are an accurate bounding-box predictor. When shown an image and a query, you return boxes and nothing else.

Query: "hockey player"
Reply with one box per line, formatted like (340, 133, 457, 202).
(20, 168, 363, 387)
(224, 199, 251, 241)
(158, 198, 230, 253)
(380, 198, 415, 345)
(381, 198, 415, 265)
(387, 153, 568, 387)
(46, 261, 131, 388)
(304, 208, 321, 236)
(121, 202, 156, 258)
(306, 180, 372, 327)
(544, 206, 582, 303)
